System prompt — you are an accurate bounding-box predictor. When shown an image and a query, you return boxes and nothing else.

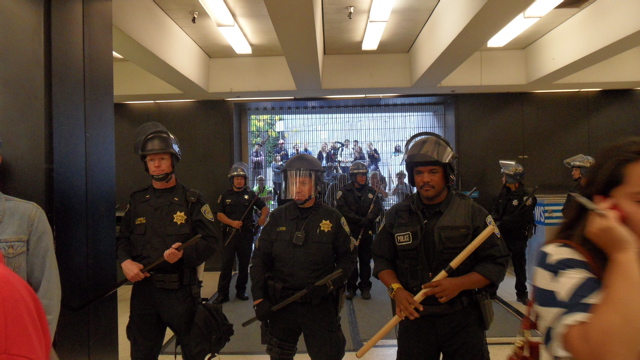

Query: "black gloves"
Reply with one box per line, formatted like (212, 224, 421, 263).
(359, 217, 370, 228)
(254, 300, 273, 322)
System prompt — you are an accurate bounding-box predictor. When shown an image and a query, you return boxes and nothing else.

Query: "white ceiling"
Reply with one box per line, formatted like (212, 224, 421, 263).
(112, 0, 640, 102)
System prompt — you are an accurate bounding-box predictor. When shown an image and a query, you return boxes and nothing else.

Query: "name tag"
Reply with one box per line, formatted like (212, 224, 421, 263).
(395, 232, 412, 245)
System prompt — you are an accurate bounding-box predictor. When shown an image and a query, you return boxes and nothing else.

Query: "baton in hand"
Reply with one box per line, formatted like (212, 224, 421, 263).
(225, 193, 259, 246)
(355, 225, 497, 358)
(241, 269, 343, 327)
(356, 187, 380, 246)
(67, 234, 202, 312)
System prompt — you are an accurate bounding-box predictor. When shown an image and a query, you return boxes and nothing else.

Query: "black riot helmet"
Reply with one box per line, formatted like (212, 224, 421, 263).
(283, 154, 324, 205)
(133, 122, 181, 182)
(564, 154, 595, 178)
(349, 161, 369, 184)
(228, 162, 249, 179)
(499, 160, 525, 184)
(403, 132, 456, 187)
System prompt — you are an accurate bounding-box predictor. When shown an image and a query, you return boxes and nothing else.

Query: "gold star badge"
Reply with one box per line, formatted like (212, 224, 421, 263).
(319, 220, 332, 232)
(173, 211, 187, 225)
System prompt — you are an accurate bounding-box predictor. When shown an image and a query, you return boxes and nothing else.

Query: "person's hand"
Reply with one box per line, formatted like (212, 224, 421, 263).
(585, 196, 638, 256)
(421, 277, 464, 304)
(253, 299, 273, 322)
(393, 288, 423, 320)
(231, 220, 243, 229)
(121, 259, 149, 282)
(164, 242, 184, 263)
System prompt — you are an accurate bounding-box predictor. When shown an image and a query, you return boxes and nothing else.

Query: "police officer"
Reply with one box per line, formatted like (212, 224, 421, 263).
(491, 160, 537, 305)
(372, 132, 509, 360)
(250, 154, 357, 360)
(336, 161, 383, 300)
(117, 122, 219, 360)
(562, 154, 595, 216)
(214, 162, 269, 303)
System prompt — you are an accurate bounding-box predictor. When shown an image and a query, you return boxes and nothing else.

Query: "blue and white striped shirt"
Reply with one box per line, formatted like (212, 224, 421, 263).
(532, 242, 602, 358)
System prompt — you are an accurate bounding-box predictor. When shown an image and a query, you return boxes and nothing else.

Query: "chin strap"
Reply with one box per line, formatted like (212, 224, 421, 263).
(296, 194, 315, 206)
(151, 171, 174, 183)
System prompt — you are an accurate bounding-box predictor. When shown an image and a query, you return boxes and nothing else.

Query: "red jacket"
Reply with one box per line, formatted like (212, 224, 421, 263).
(0, 253, 51, 359)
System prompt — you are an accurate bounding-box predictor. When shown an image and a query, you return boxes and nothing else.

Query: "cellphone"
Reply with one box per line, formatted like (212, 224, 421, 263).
(293, 231, 305, 245)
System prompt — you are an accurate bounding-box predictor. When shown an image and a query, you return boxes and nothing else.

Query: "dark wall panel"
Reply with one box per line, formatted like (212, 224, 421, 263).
(0, 0, 48, 208)
(114, 101, 234, 208)
(456, 90, 640, 211)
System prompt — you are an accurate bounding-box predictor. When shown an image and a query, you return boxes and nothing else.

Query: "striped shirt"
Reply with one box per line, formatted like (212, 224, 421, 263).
(532, 242, 602, 358)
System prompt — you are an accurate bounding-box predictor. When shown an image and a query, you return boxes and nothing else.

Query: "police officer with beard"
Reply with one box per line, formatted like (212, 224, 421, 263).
(250, 154, 357, 360)
(336, 161, 383, 300)
(561, 154, 595, 217)
(491, 160, 537, 305)
(372, 132, 509, 360)
(214, 162, 269, 303)
(117, 122, 219, 360)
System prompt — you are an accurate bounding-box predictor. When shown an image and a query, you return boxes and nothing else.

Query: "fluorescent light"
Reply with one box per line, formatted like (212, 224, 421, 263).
(154, 99, 196, 103)
(122, 101, 155, 104)
(524, 0, 563, 18)
(361, 0, 396, 51)
(369, 0, 396, 21)
(218, 24, 252, 54)
(199, 0, 251, 54)
(112, 51, 124, 59)
(487, 14, 539, 47)
(532, 89, 579, 93)
(224, 97, 294, 101)
(199, 0, 234, 26)
(362, 21, 387, 50)
(324, 95, 366, 98)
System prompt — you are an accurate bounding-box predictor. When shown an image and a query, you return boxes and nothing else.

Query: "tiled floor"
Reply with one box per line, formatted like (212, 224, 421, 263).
(115, 270, 550, 360)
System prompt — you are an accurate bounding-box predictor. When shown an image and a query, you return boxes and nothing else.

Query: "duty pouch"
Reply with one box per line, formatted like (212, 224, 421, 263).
(474, 290, 494, 330)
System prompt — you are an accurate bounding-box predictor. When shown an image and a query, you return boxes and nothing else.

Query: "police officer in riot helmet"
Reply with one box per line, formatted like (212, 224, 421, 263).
(117, 122, 220, 360)
(372, 132, 509, 360)
(491, 161, 537, 305)
(562, 154, 595, 217)
(214, 162, 269, 303)
(336, 161, 383, 300)
(250, 154, 357, 360)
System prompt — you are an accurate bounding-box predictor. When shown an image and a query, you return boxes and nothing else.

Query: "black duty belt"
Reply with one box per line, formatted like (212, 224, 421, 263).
(149, 272, 182, 290)
(418, 295, 472, 316)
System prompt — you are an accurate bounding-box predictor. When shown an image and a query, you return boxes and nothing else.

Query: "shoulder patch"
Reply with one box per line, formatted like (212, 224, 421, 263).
(486, 215, 501, 238)
(340, 217, 350, 234)
(201, 204, 215, 222)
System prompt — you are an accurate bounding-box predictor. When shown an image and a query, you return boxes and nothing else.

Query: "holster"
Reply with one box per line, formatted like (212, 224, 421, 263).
(474, 290, 494, 330)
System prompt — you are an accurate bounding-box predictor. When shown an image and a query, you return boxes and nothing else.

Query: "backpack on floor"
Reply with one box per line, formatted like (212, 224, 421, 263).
(190, 302, 234, 359)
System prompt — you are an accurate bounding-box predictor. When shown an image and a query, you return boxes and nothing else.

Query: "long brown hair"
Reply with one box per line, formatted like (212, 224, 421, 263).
(556, 137, 640, 273)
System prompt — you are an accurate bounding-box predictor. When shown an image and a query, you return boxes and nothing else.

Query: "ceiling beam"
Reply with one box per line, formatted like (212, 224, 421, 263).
(526, 0, 640, 85)
(410, 0, 534, 88)
(112, 0, 210, 97)
(263, 0, 323, 90)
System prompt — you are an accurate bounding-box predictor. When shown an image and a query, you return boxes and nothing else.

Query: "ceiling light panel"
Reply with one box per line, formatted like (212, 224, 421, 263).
(524, 0, 564, 18)
(488, 14, 539, 47)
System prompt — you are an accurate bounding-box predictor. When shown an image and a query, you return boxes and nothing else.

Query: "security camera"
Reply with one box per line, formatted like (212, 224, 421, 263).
(347, 6, 354, 20)
(191, 11, 198, 24)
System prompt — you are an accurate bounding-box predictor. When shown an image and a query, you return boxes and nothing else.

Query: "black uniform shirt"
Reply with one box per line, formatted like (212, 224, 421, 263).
(373, 191, 509, 300)
(116, 182, 219, 272)
(214, 187, 266, 230)
(491, 186, 536, 239)
(336, 182, 383, 233)
(250, 200, 357, 300)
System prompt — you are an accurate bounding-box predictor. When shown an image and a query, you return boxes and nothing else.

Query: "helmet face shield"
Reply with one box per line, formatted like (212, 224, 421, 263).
(563, 154, 595, 168)
(499, 160, 524, 183)
(283, 170, 318, 204)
